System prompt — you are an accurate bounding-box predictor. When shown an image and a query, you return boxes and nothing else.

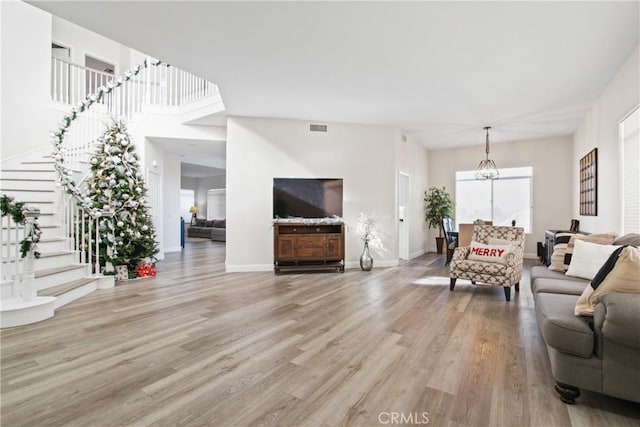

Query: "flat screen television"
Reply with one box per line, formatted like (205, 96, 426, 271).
(273, 178, 343, 219)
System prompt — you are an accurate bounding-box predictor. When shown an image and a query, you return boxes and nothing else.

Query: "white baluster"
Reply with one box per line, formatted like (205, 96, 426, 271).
(20, 210, 40, 302)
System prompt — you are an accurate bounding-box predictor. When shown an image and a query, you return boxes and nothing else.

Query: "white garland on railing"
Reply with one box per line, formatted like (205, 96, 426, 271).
(50, 57, 163, 218)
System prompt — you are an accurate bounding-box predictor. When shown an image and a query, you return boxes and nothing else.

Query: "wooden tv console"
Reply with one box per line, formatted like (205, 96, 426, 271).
(273, 222, 345, 274)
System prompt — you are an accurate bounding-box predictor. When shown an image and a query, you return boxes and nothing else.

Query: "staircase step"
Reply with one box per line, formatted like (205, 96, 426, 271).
(0, 189, 56, 202)
(38, 277, 94, 297)
(39, 277, 99, 310)
(0, 212, 57, 227)
(2, 251, 75, 270)
(1, 224, 61, 241)
(0, 297, 56, 328)
(2, 237, 66, 252)
(1, 170, 57, 180)
(35, 264, 88, 290)
(0, 178, 56, 191)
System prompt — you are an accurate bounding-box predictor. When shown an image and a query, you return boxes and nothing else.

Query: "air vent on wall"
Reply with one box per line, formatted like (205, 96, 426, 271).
(310, 124, 328, 132)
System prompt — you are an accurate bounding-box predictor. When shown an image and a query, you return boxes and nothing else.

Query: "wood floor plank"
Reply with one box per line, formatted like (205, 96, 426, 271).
(2, 241, 639, 426)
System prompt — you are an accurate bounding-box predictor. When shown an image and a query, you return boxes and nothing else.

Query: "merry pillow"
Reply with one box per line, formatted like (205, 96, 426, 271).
(468, 241, 511, 264)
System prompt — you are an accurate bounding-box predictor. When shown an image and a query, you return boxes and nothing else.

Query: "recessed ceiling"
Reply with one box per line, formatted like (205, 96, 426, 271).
(180, 162, 225, 179)
(29, 1, 640, 148)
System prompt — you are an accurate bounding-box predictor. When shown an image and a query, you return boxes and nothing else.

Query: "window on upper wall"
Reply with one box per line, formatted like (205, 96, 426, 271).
(455, 167, 533, 233)
(621, 107, 639, 234)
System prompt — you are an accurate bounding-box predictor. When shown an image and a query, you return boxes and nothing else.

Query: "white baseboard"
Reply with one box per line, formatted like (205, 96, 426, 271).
(409, 249, 426, 259)
(164, 246, 183, 253)
(524, 252, 538, 260)
(225, 263, 273, 273)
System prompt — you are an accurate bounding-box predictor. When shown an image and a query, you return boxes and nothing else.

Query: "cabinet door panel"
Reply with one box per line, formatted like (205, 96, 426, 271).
(277, 236, 296, 259)
(325, 235, 343, 258)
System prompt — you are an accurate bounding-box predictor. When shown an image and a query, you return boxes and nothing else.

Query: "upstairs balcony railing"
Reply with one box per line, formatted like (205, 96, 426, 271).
(51, 56, 218, 114)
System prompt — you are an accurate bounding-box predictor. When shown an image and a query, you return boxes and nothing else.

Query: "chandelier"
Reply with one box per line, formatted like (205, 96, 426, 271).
(475, 126, 499, 180)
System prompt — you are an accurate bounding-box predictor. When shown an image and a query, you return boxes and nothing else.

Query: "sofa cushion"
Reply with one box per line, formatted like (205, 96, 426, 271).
(566, 240, 621, 280)
(450, 259, 507, 275)
(536, 292, 594, 358)
(613, 233, 640, 246)
(212, 219, 226, 228)
(548, 232, 578, 272)
(575, 246, 640, 316)
(564, 232, 618, 267)
(530, 266, 586, 294)
(196, 218, 207, 227)
(533, 278, 587, 296)
(206, 220, 216, 227)
(530, 266, 586, 282)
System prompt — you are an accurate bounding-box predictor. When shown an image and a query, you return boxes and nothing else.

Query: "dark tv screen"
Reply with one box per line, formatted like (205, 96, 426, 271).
(273, 178, 343, 219)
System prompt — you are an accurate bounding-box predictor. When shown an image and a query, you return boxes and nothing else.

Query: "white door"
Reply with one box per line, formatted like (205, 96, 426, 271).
(398, 172, 410, 260)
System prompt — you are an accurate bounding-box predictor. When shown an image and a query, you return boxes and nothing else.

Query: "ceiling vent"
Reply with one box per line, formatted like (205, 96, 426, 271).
(310, 124, 328, 132)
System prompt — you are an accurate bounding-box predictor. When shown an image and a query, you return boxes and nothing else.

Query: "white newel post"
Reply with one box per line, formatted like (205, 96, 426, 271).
(20, 209, 40, 302)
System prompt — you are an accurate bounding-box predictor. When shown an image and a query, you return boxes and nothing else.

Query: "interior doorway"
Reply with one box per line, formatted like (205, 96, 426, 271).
(84, 55, 114, 98)
(398, 172, 410, 260)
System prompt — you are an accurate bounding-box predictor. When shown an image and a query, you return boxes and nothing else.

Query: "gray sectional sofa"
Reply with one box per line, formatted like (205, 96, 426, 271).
(530, 242, 640, 404)
(187, 219, 226, 241)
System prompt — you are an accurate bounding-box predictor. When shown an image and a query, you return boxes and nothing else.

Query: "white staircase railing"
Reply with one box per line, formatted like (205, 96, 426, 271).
(51, 56, 218, 280)
(0, 196, 41, 300)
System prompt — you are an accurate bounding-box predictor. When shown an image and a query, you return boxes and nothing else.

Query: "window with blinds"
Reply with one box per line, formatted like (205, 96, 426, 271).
(621, 107, 639, 234)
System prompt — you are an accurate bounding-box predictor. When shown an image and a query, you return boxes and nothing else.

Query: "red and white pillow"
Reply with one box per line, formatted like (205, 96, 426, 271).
(468, 241, 512, 264)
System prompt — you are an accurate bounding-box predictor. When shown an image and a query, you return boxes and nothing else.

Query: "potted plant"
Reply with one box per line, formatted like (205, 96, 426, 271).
(424, 186, 454, 254)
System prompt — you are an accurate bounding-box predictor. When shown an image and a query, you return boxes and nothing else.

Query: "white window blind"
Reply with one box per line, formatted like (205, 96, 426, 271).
(207, 189, 226, 220)
(621, 107, 640, 234)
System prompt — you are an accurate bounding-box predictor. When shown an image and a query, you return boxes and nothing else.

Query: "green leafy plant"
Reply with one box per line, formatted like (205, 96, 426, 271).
(424, 187, 454, 238)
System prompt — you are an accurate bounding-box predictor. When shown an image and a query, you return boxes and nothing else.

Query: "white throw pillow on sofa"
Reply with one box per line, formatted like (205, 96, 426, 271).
(565, 239, 621, 280)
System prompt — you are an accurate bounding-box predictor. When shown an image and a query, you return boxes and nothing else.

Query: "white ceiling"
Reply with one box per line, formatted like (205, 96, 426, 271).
(146, 136, 226, 170)
(30, 1, 640, 149)
(180, 162, 225, 179)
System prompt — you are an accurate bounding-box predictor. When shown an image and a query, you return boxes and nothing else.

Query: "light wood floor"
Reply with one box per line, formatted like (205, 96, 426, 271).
(2, 241, 639, 426)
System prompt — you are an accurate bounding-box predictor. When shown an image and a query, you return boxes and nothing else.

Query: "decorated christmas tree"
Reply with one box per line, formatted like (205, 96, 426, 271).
(86, 120, 158, 273)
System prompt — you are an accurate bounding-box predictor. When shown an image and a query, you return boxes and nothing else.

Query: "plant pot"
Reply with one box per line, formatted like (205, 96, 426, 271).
(435, 237, 445, 254)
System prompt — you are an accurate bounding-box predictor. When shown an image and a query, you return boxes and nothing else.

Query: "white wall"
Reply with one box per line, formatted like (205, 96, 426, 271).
(396, 136, 430, 259)
(163, 155, 182, 253)
(573, 45, 639, 234)
(0, 1, 56, 160)
(427, 135, 574, 256)
(226, 116, 399, 271)
(0, 3, 139, 161)
(52, 16, 123, 74)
